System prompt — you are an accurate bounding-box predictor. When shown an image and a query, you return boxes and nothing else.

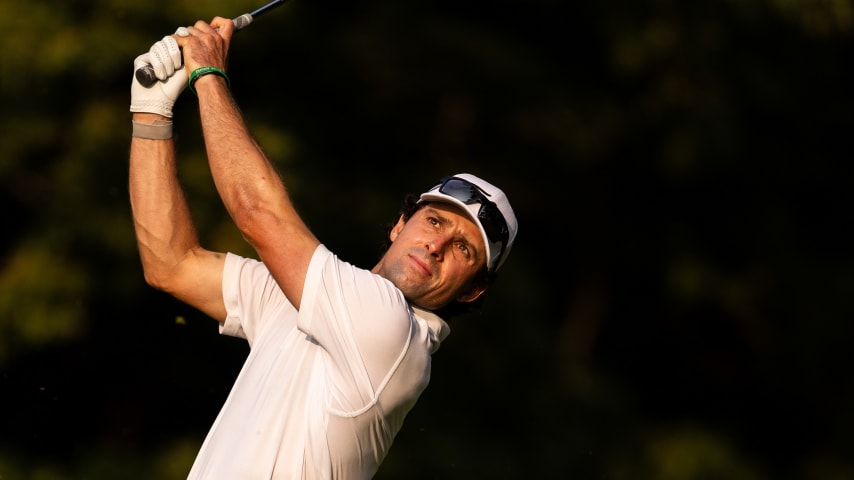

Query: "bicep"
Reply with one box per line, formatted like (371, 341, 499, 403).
(163, 247, 228, 322)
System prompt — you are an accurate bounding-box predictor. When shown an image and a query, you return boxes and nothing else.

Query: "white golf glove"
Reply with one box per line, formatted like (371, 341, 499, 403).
(130, 29, 190, 118)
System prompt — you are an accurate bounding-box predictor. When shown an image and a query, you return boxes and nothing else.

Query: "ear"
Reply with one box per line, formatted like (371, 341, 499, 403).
(389, 215, 406, 242)
(456, 282, 487, 303)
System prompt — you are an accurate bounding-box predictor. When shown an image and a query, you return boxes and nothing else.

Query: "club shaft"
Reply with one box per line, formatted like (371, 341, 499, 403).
(250, 0, 288, 18)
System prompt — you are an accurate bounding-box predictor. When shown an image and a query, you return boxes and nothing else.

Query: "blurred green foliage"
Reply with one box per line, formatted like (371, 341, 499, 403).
(1, 0, 853, 478)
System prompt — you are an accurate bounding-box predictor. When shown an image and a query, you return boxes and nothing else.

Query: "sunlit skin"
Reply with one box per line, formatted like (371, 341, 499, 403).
(372, 202, 488, 311)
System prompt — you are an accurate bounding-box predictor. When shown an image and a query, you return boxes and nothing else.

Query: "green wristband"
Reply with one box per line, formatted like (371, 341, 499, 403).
(189, 66, 231, 96)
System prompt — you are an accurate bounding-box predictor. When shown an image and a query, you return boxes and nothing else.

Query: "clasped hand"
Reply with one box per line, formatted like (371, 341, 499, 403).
(130, 18, 234, 118)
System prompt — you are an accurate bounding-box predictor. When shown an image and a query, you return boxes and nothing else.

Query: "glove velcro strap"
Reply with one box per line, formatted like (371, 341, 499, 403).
(132, 119, 173, 140)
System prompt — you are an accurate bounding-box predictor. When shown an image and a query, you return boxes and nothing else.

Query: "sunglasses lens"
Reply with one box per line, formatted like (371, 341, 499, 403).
(478, 205, 507, 244)
(439, 179, 478, 204)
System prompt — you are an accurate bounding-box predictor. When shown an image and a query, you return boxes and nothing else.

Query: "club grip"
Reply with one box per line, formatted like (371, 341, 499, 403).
(134, 15, 254, 88)
(233, 14, 254, 30)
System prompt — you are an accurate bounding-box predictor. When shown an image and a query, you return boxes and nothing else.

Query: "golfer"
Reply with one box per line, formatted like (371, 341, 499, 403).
(128, 16, 517, 479)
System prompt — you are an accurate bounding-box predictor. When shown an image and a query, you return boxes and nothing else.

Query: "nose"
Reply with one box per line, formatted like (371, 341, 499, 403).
(426, 233, 453, 261)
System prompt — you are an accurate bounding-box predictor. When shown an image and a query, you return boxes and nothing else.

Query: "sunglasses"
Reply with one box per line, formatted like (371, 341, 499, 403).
(436, 176, 509, 269)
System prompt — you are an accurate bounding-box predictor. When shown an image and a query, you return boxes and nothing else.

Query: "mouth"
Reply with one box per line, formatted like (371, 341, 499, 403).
(408, 254, 433, 277)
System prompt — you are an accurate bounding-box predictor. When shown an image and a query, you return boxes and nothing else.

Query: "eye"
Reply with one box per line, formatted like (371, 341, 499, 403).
(427, 217, 440, 227)
(456, 242, 471, 257)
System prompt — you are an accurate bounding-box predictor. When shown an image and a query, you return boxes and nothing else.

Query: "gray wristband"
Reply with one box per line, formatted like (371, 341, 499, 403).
(132, 119, 173, 140)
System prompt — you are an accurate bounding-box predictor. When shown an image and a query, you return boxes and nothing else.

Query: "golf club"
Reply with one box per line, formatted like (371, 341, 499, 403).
(135, 0, 290, 87)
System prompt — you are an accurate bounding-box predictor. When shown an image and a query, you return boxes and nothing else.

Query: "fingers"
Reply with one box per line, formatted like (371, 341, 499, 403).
(163, 36, 183, 72)
(149, 36, 182, 80)
(133, 53, 152, 71)
(209, 17, 235, 38)
(133, 16, 231, 92)
(171, 18, 232, 74)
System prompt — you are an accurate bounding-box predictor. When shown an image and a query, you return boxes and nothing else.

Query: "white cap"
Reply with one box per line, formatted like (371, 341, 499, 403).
(419, 173, 518, 272)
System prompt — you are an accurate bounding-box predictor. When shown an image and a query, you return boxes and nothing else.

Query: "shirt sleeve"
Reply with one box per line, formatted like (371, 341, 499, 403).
(297, 245, 415, 408)
(220, 252, 299, 347)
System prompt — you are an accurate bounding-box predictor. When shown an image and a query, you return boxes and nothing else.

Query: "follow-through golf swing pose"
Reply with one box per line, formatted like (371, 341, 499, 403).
(128, 15, 517, 479)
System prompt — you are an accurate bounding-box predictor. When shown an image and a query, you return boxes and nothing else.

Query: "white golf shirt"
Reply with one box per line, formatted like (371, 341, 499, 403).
(186, 245, 450, 479)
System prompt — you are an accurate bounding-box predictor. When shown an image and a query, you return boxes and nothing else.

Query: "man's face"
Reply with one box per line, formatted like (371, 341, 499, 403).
(373, 202, 488, 310)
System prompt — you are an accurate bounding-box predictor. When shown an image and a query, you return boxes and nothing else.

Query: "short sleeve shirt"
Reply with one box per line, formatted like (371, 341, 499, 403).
(186, 245, 449, 480)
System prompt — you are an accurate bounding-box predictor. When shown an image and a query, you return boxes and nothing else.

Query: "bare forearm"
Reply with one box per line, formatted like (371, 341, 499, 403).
(129, 113, 201, 288)
(195, 77, 316, 249)
(194, 77, 319, 306)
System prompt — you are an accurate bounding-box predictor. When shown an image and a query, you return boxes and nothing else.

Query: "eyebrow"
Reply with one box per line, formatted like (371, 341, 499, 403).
(423, 207, 450, 224)
(423, 208, 461, 232)
(423, 207, 481, 254)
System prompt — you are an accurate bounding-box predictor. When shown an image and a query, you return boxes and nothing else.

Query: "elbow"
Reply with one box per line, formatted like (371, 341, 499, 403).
(231, 204, 278, 247)
(225, 193, 316, 255)
(139, 255, 184, 294)
(141, 267, 171, 292)
(224, 181, 293, 248)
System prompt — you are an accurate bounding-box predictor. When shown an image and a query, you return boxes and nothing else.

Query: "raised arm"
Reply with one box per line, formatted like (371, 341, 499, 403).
(129, 36, 227, 321)
(175, 18, 320, 309)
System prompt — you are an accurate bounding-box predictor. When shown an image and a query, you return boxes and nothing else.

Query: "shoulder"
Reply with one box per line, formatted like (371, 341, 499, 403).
(303, 246, 414, 342)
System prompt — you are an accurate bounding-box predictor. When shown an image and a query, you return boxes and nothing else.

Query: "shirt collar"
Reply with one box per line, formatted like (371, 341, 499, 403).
(412, 306, 450, 352)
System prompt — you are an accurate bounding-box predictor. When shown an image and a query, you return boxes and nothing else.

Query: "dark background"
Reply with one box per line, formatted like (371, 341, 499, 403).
(1, 0, 853, 478)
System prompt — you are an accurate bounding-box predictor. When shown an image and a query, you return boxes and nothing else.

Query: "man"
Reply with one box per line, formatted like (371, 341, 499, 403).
(128, 16, 517, 479)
